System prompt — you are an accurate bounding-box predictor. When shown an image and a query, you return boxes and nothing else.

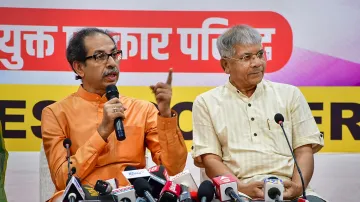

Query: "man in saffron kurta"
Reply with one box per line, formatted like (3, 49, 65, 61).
(41, 27, 187, 201)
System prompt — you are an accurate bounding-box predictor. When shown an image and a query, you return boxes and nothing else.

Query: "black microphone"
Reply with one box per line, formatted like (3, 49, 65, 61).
(106, 84, 126, 141)
(148, 165, 167, 198)
(71, 167, 76, 175)
(268, 187, 281, 202)
(66, 167, 81, 186)
(82, 184, 118, 201)
(197, 180, 215, 202)
(63, 138, 72, 185)
(274, 113, 307, 200)
(133, 178, 156, 202)
(225, 187, 246, 202)
(94, 180, 113, 196)
(68, 169, 116, 201)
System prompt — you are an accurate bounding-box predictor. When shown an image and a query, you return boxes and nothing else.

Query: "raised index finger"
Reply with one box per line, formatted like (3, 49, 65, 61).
(166, 68, 173, 85)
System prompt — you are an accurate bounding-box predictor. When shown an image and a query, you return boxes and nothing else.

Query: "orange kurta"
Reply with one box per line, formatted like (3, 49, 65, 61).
(41, 86, 187, 194)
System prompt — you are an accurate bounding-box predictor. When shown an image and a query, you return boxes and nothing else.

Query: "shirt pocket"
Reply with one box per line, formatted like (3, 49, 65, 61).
(117, 125, 145, 160)
(260, 118, 293, 157)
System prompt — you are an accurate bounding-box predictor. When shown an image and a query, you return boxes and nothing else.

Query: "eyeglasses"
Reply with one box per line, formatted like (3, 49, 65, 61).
(85, 50, 123, 63)
(224, 49, 265, 62)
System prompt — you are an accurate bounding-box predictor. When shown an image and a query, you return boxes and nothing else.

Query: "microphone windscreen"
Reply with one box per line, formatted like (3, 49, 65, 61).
(133, 178, 152, 197)
(274, 113, 284, 124)
(268, 187, 281, 200)
(106, 84, 119, 100)
(71, 167, 76, 175)
(63, 138, 72, 148)
(197, 180, 214, 202)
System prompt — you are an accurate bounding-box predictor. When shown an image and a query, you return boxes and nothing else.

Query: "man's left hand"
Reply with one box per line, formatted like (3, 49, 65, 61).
(150, 68, 173, 117)
(283, 180, 303, 200)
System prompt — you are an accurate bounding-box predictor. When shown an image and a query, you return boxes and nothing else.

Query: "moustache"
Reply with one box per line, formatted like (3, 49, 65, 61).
(249, 66, 264, 74)
(103, 68, 119, 77)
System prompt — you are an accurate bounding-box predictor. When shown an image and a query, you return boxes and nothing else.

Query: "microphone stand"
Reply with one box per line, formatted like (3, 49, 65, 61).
(63, 138, 73, 185)
(279, 122, 307, 200)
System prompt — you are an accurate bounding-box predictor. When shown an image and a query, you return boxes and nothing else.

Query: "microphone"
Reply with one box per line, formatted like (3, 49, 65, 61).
(62, 176, 85, 202)
(111, 185, 136, 202)
(169, 169, 198, 192)
(66, 167, 81, 186)
(122, 166, 151, 185)
(132, 178, 156, 202)
(179, 184, 192, 202)
(268, 188, 281, 201)
(274, 113, 307, 200)
(124, 165, 167, 199)
(264, 177, 284, 202)
(148, 174, 166, 199)
(124, 165, 165, 186)
(82, 184, 118, 201)
(106, 84, 126, 141)
(106, 178, 119, 191)
(197, 180, 215, 202)
(94, 180, 113, 196)
(148, 165, 169, 181)
(212, 175, 245, 202)
(148, 165, 168, 198)
(158, 181, 181, 202)
(63, 138, 72, 185)
(71, 167, 76, 175)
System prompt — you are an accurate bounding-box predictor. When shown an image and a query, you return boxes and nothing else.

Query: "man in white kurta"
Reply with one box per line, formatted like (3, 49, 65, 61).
(192, 24, 325, 202)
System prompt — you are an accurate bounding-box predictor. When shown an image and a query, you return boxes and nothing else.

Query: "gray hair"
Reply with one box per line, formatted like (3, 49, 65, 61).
(216, 24, 262, 58)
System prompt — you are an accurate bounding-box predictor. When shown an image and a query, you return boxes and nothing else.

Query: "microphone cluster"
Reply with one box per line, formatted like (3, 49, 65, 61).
(60, 112, 308, 202)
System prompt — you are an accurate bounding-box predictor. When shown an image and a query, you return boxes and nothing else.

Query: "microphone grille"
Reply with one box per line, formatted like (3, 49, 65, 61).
(274, 113, 284, 124)
(197, 180, 215, 202)
(63, 138, 72, 148)
(105, 84, 119, 100)
(268, 187, 281, 199)
(133, 178, 152, 197)
(71, 167, 76, 174)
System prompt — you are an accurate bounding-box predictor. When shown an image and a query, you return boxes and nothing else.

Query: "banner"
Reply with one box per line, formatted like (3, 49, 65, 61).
(0, 8, 291, 74)
(1, 7, 359, 87)
(1, 85, 359, 152)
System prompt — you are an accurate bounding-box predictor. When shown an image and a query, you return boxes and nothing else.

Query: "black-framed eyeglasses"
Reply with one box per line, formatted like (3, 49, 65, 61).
(224, 49, 265, 62)
(85, 50, 123, 63)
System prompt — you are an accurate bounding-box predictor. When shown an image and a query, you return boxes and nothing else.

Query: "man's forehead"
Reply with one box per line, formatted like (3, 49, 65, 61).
(234, 44, 262, 55)
(84, 34, 116, 53)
